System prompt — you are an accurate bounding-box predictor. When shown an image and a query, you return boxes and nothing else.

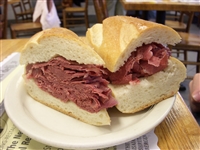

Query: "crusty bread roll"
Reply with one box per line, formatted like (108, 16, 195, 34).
(20, 27, 105, 65)
(108, 57, 186, 113)
(24, 78, 110, 125)
(86, 16, 186, 113)
(86, 16, 181, 72)
(20, 27, 113, 126)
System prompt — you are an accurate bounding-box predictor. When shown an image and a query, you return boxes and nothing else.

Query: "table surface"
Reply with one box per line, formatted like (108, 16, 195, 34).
(8, 0, 20, 4)
(121, 0, 200, 11)
(1, 39, 200, 149)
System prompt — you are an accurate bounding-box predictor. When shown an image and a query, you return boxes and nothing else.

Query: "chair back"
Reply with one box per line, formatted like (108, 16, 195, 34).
(11, 2, 26, 22)
(84, 0, 89, 11)
(93, 0, 108, 23)
(21, 0, 32, 11)
(179, 11, 194, 33)
(168, 11, 199, 79)
(165, 11, 194, 33)
(0, 0, 7, 39)
(11, 1, 33, 23)
(21, 0, 33, 21)
(62, 0, 89, 29)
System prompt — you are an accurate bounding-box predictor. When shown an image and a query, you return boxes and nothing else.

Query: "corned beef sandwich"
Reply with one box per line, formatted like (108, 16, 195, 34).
(20, 27, 118, 126)
(86, 16, 187, 113)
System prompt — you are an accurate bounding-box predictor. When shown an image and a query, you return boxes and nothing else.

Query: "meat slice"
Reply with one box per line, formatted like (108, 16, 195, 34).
(108, 43, 170, 84)
(25, 43, 170, 112)
(26, 56, 117, 113)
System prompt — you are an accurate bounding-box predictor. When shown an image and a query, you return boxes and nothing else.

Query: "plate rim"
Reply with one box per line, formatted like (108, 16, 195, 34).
(4, 66, 175, 149)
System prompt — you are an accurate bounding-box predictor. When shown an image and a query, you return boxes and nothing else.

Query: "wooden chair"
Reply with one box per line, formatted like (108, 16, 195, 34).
(10, 22, 42, 38)
(166, 11, 180, 21)
(166, 12, 200, 79)
(170, 32, 200, 79)
(165, 11, 194, 33)
(55, 0, 72, 20)
(10, 0, 42, 38)
(21, 0, 33, 11)
(62, 0, 89, 30)
(10, 1, 33, 23)
(166, 11, 194, 58)
(93, 0, 108, 23)
(0, 0, 7, 39)
(20, 0, 34, 21)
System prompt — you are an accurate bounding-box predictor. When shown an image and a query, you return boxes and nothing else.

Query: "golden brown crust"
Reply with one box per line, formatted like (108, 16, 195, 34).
(20, 27, 105, 66)
(109, 57, 186, 113)
(23, 27, 80, 47)
(86, 16, 181, 72)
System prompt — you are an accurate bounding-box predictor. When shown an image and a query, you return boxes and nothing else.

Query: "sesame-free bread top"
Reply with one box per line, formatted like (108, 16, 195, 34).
(20, 27, 111, 126)
(86, 16, 181, 72)
(109, 57, 186, 113)
(20, 27, 105, 66)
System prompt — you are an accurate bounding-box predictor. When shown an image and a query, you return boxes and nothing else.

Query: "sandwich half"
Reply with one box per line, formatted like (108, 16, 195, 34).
(20, 27, 118, 126)
(86, 16, 187, 113)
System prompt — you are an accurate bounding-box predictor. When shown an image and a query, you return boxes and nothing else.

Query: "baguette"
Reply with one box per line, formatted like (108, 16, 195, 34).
(108, 57, 186, 113)
(86, 16, 186, 113)
(86, 16, 181, 72)
(20, 27, 117, 126)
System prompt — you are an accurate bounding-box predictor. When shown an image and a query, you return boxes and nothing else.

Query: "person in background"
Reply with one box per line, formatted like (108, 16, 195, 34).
(189, 73, 200, 124)
(126, 10, 166, 24)
(106, 0, 125, 16)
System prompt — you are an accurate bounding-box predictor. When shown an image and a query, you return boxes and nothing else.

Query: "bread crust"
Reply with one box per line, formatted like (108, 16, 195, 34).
(20, 27, 111, 126)
(109, 57, 186, 113)
(20, 27, 105, 66)
(86, 16, 181, 72)
(24, 77, 111, 126)
(86, 16, 186, 114)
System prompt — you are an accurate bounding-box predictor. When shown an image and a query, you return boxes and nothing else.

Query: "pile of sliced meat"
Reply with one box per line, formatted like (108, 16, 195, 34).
(26, 57, 117, 113)
(108, 43, 170, 84)
(25, 42, 170, 113)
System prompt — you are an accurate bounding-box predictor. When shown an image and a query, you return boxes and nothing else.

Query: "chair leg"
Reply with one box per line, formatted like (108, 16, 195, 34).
(184, 50, 187, 61)
(10, 27, 17, 39)
(183, 50, 187, 69)
(85, 12, 89, 29)
(177, 49, 180, 57)
(63, 10, 66, 28)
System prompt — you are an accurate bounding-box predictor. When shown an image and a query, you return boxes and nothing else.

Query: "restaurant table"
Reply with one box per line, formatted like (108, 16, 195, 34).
(8, 0, 20, 4)
(121, 0, 200, 12)
(1, 39, 200, 149)
(121, 0, 200, 24)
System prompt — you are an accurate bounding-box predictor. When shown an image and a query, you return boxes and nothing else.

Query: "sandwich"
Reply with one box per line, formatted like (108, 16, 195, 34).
(20, 17, 186, 126)
(86, 16, 186, 113)
(20, 27, 118, 126)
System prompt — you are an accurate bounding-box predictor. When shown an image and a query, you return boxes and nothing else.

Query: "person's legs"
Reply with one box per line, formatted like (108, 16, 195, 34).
(142, 11, 149, 20)
(156, 11, 166, 24)
(106, 0, 113, 12)
(114, 0, 126, 15)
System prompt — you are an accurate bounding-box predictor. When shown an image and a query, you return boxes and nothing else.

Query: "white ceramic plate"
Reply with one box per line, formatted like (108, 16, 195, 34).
(4, 66, 175, 150)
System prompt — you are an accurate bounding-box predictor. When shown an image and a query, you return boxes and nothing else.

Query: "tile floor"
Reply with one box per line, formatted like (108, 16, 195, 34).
(6, 15, 200, 124)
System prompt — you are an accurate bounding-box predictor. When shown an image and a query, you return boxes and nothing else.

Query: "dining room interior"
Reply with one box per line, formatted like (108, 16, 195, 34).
(1, 1, 200, 149)
(3, 0, 200, 124)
